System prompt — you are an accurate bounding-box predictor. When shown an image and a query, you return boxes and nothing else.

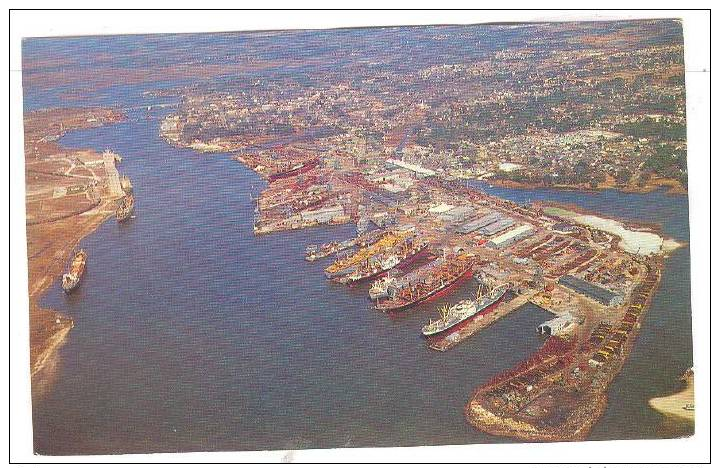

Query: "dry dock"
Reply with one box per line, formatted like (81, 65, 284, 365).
(427, 290, 538, 352)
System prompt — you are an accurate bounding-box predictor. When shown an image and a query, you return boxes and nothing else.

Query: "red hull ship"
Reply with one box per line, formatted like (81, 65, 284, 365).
(376, 256, 475, 313)
(268, 158, 319, 182)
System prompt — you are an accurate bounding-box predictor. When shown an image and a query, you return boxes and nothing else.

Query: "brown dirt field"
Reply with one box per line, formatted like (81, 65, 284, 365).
(24, 107, 125, 388)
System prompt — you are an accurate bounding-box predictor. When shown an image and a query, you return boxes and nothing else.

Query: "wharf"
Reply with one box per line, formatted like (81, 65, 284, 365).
(103, 151, 125, 199)
(427, 289, 538, 352)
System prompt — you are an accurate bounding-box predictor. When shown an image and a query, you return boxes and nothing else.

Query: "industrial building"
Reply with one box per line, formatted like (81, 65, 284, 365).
(300, 205, 345, 224)
(367, 190, 404, 207)
(429, 203, 454, 214)
(439, 205, 475, 224)
(487, 224, 535, 248)
(456, 211, 502, 234)
(537, 314, 576, 336)
(386, 158, 437, 177)
(558, 275, 624, 306)
(478, 217, 515, 236)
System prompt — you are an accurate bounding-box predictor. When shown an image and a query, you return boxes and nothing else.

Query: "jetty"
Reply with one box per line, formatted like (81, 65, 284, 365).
(103, 150, 125, 199)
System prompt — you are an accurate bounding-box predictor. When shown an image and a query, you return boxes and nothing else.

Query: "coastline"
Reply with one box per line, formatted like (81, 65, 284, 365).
(466, 392, 608, 442)
(466, 259, 664, 442)
(30, 310, 73, 379)
(25, 108, 126, 392)
(649, 370, 695, 431)
(28, 199, 120, 393)
(487, 177, 687, 196)
(540, 201, 686, 256)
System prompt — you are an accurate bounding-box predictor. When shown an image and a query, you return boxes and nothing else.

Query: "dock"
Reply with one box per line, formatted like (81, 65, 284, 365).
(427, 290, 538, 352)
(103, 151, 125, 199)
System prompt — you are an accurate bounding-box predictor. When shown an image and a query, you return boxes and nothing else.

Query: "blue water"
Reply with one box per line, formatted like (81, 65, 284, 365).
(32, 113, 558, 454)
(24, 25, 692, 454)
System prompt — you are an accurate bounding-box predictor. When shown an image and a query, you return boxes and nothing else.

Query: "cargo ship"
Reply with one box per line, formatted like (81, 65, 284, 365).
(375, 255, 475, 313)
(422, 283, 509, 337)
(116, 194, 135, 222)
(306, 242, 336, 262)
(62, 249, 87, 293)
(306, 229, 386, 262)
(369, 257, 443, 300)
(335, 238, 428, 285)
(369, 275, 397, 300)
(268, 158, 319, 182)
(306, 238, 355, 262)
(325, 230, 409, 279)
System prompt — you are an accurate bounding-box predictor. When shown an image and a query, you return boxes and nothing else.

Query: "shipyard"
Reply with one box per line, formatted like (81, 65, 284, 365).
(162, 94, 676, 440)
(20, 18, 696, 455)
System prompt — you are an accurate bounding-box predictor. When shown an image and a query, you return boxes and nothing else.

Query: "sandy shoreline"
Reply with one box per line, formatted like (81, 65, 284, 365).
(649, 371, 694, 424)
(541, 203, 684, 256)
(28, 201, 119, 395)
(25, 108, 126, 394)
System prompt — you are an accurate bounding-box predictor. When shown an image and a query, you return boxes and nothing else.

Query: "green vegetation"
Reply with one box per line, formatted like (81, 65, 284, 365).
(616, 118, 686, 141)
(644, 144, 688, 187)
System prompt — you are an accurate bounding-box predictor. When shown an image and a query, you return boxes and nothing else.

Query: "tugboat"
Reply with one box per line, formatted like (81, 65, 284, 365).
(116, 194, 135, 222)
(62, 249, 87, 293)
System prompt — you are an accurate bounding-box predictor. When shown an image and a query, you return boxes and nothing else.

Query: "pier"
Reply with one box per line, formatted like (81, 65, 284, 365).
(103, 151, 125, 199)
(427, 289, 538, 352)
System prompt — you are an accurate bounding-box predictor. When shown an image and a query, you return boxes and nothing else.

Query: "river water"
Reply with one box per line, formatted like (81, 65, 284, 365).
(27, 104, 693, 454)
(25, 29, 692, 454)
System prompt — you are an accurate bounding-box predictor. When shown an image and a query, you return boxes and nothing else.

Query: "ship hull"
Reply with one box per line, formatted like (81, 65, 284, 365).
(62, 252, 86, 293)
(325, 265, 357, 279)
(378, 266, 474, 313)
(336, 244, 428, 285)
(116, 195, 135, 222)
(62, 280, 81, 293)
(422, 290, 507, 337)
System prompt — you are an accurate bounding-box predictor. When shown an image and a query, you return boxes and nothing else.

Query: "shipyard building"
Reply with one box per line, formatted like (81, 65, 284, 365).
(558, 275, 623, 306)
(537, 314, 576, 336)
(487, 224, 535, 249)
(439, 205, 475, 224)
(301, 205, 345, 224)
(456, 211, 502, 234)
(479, 218, 515, 236)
